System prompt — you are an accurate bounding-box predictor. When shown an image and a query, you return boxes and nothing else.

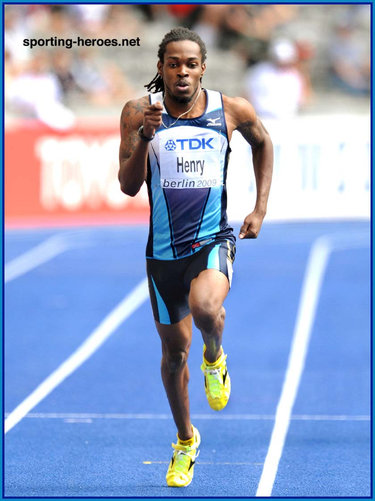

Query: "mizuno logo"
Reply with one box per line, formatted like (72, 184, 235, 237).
(207, 117, 222, 126)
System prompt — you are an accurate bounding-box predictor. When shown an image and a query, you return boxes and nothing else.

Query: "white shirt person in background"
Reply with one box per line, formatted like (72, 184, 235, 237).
(244, 38, 306, 119)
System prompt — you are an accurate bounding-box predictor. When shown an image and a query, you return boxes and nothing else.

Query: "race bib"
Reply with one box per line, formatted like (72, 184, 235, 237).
(159, 130, 223, 189)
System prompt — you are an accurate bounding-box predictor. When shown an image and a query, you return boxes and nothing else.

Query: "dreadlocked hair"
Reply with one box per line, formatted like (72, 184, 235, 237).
(144, 27, 207, 93)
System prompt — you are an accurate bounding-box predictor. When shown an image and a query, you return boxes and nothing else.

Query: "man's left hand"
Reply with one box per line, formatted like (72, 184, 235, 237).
(239, 211, 265, 239)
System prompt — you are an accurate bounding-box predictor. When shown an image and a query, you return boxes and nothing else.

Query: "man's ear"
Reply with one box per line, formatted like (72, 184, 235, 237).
(157, 60, 163, 76)
(201, 62, 206, 77)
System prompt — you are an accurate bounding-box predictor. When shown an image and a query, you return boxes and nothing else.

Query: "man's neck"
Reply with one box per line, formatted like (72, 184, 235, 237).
(163, 87, 205, 118)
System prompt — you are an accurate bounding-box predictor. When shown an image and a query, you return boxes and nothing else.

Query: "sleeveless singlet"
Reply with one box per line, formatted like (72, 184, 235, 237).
(146, 89, 235, 260)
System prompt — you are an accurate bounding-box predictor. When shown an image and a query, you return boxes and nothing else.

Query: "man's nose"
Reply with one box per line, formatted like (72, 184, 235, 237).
(177, 65, 188, 77)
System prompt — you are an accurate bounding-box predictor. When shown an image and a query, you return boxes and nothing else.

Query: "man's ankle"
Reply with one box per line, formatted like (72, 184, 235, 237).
(203, 345, 223, 364)
(177, 425, 194, 443)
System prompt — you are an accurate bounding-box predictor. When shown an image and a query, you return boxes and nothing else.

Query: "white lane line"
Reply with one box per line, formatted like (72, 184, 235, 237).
(4, 278, 149, 434)
(10, 412, 370, 422)
(256, 236, 332, 497)
(4, 235, 70, 283)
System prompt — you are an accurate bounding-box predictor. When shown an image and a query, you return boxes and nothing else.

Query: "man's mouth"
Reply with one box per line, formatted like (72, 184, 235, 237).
(176, 81, 189, 91)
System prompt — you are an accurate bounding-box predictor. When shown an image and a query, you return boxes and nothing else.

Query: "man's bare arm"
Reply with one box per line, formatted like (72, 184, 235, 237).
(226, 96, 273, 239)
(237, 117, 273, 222)
(118, 97, 163, 197)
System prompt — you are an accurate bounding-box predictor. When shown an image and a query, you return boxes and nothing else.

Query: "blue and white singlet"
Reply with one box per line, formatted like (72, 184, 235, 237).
(146, 89, 235, 260)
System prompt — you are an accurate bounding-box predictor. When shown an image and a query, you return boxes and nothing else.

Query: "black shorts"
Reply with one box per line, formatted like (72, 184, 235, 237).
(146, 239, 236, 325)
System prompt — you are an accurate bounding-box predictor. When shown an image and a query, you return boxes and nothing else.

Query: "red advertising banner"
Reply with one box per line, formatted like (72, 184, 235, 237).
(5, 120, 150, 228)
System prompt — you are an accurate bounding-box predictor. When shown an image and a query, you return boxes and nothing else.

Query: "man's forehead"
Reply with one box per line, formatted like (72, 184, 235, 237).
(164, 40, 202, 59)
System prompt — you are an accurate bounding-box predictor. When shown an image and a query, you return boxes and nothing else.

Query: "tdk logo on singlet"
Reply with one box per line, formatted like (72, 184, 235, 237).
(165, 139, 177, 151)
(164, 138, 214, 151)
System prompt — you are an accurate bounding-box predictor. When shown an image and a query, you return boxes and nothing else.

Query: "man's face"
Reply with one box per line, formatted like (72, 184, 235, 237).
(157, 40, 206, 104)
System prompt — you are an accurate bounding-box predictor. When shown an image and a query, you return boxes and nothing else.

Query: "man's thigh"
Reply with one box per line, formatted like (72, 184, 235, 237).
(147, 239, 235, 325)
(189, 268, 230, 312)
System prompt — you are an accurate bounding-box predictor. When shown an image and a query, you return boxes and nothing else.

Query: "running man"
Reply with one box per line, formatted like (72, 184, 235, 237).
(118, 27, 273, 487)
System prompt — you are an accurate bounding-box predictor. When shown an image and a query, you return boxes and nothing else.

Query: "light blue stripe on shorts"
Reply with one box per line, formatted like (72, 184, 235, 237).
(151, 276, 171, 324)
(207, 244, 221, 270)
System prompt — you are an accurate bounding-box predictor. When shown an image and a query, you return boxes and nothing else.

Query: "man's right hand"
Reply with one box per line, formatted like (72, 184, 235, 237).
(143, 101, 163, 138)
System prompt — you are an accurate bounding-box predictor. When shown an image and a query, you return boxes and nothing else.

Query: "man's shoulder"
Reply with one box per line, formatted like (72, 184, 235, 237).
(120, 95, 149, 126)
(123, 95, 149, 112)
(222, 94, 255, 114)
(221, 93, 251, 105)
(221, 94, 258, 129)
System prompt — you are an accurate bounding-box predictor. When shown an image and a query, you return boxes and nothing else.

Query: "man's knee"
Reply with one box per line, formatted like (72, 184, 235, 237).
(163, 349, 188, 374)
(190, 299, 225, 331)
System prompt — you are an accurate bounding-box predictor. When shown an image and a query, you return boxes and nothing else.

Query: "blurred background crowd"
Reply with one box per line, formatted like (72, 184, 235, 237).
(5, 3, 370, 129)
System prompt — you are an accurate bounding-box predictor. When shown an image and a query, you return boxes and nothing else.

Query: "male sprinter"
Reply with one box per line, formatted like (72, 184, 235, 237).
(118, 27, 273, 487)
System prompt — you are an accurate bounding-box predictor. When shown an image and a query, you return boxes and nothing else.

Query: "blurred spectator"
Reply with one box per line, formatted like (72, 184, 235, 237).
(244, 38, 308, 119)
(218, 5, 298, 65)
(100, 5, 142, 39)
(166, 5, 201, 28)
(328, 17, 370, 95)
(4, 6, 30, 63)
(51, 50, 78, 97)
(295, 40, 315, 103)
(133, 5, 170, 23)
(6, 52, 75, 130)
(100, 63, 135, 105)
(4, 49, 19, 106)
(70, 49, 109, 102)
(67, 4, 110, 35)
(192, 5, 230, 48)
(28, 5, 76, 39)
(70, 49, 134, 106)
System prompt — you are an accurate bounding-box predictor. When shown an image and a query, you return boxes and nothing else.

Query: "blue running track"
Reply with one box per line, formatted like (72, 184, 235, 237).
(4, 221, 371, 497)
